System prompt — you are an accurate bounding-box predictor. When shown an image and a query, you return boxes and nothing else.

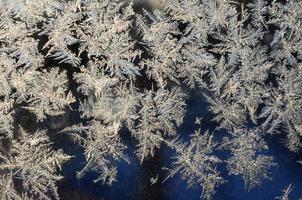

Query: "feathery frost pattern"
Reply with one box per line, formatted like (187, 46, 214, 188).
(0, 0, 302, 199)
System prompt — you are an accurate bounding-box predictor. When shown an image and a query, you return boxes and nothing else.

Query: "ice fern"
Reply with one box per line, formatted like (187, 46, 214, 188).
(165, 127, 223, 200)
(0, 128, 70, 200)
(1, 0, 302, 199)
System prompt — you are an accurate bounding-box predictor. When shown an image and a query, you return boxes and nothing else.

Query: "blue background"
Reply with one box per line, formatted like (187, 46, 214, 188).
(57, 90, 302, 200)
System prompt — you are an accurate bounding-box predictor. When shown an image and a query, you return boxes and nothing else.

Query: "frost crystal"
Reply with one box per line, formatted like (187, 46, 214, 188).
(0, 0, 302, 199)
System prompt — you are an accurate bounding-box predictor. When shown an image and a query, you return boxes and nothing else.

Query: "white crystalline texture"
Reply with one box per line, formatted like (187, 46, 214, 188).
(0, 0, 302, 199)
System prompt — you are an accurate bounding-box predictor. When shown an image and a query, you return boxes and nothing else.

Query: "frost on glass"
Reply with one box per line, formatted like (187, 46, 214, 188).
(0, 0, 302, 199)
